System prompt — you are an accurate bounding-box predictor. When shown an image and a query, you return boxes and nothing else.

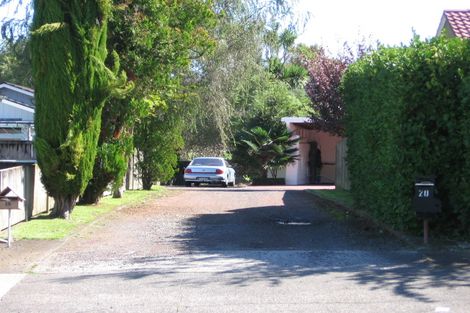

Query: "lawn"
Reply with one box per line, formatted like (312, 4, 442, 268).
(307, 188, 354, 208)
(5, 187, 166, 240)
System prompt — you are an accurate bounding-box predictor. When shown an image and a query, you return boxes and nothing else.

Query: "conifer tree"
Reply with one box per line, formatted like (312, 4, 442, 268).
(31, 0, 126, 218)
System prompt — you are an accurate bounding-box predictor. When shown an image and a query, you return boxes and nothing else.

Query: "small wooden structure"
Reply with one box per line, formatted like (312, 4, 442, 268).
(0, 186, 25, 247)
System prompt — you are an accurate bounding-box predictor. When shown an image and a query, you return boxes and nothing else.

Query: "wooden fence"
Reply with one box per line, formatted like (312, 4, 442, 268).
(0, 141, 36, 162)
(335, 138, 351, 190)
(0, 140, 145, 231)
(0, 165, 52, 230)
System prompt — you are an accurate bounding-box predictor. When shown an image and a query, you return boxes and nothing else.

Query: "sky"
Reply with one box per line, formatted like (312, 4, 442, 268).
(0, 1, 28, 20)
(293, 0, 470, 55)
(1, 0, 469, 56)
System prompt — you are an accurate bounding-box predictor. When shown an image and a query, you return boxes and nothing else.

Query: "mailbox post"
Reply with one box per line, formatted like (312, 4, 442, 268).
(0, 187, 25, 248)
(412, 178, 441, 244)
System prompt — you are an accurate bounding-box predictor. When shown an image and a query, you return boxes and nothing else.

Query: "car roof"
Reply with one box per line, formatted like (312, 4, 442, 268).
(192, 157, 224, 160)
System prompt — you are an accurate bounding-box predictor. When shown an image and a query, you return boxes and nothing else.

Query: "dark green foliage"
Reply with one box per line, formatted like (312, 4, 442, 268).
(79, 93, 136, 204)
(457, 77, 470, 227)
(343, 37, 470, 235)
(237, 126, 299, 179)
(0, 38, 32, 87)
(134, 106, 184, 190)
(79, 134, 132, 204)
(182, 0, 303, 155)
(31, 0, 126, 218)
(228, 27, 309, 178)
(81, 0, 216, 203)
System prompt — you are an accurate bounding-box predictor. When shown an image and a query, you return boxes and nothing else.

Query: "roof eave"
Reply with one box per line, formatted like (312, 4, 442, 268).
(0, 82, 34, 97)
(436, 12, 448, 36)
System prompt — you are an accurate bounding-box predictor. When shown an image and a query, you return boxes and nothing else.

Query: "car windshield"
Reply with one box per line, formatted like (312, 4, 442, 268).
(191, 158, 224, 166)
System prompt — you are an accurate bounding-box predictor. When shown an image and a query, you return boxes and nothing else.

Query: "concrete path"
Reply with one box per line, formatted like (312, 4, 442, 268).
(1, 186, 469, 312)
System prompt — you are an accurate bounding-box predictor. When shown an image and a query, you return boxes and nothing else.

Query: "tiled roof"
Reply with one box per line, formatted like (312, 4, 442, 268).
(444, 10, 470, 38)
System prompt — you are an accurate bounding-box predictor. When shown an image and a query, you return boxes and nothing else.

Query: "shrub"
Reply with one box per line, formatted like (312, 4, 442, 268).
(343, 37, 470, 235)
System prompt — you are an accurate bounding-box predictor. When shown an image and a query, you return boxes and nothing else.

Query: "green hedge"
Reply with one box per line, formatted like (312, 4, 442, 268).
(342, 37, 470, 235)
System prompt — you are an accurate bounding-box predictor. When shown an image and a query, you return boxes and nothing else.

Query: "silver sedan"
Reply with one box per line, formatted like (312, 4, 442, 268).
(184, 157, 236, 187)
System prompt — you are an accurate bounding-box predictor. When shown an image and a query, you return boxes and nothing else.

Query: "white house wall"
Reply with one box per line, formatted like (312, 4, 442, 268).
(282, 117, 343, 185)
(285, 137, 310, 185)
(0, 100, 34, 121)
(298, 142, 310, 184)
(267, 166, 286, 179)
(284, 120, 300, 185)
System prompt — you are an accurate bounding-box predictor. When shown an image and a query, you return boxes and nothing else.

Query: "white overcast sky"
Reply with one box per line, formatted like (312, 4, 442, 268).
(293, 0, 470, 55)
(1, 0, 469, 56)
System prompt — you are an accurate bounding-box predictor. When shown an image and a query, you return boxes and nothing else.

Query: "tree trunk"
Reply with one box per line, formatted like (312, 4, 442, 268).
(52, 195, 77, 219)
(113, 187, 123, 198)
(269, 167, 278, 179)
(261, 167, 269, 179)
(79, 178, 107, 205)
(141, 166, 153, 190)
(142, 178, 153, 190)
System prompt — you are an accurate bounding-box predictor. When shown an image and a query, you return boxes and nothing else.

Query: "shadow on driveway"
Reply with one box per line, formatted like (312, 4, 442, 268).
(54, 190, 470, 302)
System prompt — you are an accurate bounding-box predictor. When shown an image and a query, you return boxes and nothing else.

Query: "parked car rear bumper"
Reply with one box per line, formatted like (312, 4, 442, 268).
(184, 174, 227, 184)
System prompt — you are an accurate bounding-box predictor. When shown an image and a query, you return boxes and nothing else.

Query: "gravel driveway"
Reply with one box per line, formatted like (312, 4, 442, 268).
(1, 186, 469, 313)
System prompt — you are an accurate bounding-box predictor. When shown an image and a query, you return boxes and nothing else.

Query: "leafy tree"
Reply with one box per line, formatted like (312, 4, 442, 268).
(0, 38, 32, 87)
(78, 117, 134, 204)
(301, 44, 373, 136)
(240, 126, 299, 178)
(134, 105, 184, 190)
(264, 24, 308, 89)
(301, 47, 350, 136)
(182, 0, 298, 156)
(31, 0, 128, 218)
(80, 0, 217, 204)
(229, 26, 310, 179)
(241, 75, 310, 124)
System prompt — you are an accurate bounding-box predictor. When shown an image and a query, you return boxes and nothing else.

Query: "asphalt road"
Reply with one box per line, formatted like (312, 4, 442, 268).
(1, 186, 469, 313)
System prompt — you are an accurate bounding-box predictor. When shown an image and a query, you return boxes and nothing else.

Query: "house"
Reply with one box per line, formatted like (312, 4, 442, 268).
(0, 82, 35, 142)
(280, 117, 344, 186)
(0, 82, 44, 230)
(437, 10, 470, 38)
(0, 82, 36, 164)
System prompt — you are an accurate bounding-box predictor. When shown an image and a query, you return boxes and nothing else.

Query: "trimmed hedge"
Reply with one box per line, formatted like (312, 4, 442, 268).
(342, 37, 470, 235)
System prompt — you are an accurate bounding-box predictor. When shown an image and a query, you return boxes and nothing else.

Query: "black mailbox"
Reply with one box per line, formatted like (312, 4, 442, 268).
(412, 177, 441, 218)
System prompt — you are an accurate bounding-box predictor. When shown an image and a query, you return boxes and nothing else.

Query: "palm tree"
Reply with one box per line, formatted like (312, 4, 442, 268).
(242, 126, 299, 179)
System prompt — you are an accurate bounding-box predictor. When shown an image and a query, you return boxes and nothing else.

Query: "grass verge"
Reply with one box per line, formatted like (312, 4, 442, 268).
(6, 187, 166, 240)
(307, 188, 354, 208)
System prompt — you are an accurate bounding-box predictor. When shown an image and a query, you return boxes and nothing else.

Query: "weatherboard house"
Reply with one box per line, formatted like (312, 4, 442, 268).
(0, 82, 40, 231)
(0, 82, 36, 164)
(0, 82, 35, 142)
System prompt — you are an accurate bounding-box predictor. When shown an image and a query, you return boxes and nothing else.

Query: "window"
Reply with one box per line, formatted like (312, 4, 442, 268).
(0, 127, 22, 134)
(191, 158, 224, 166)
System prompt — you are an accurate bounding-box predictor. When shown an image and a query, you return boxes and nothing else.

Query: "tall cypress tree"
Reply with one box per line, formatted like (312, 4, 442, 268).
(31, 0, 123, 218)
